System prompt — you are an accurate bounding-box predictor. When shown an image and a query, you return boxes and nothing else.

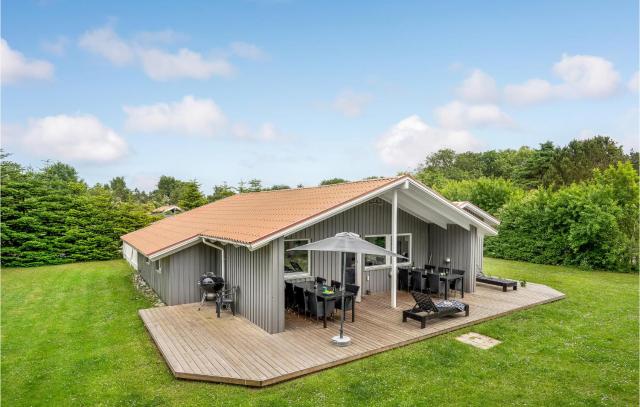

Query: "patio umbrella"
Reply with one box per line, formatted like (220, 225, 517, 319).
(288, 232, 406, 346)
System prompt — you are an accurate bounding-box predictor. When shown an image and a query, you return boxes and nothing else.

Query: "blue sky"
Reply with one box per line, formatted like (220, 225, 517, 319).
(2, 0, 638, 192)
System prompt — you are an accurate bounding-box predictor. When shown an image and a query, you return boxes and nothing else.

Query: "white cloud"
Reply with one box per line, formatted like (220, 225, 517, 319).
(1, 38, 54, 84)
(628, 71, 639, 93)
(78, 24, 233, 81)
(230, 42, 267, 60)
(504, 78, 554, 105)
(376, 115, 480, 168)
(21, 114, 128, 163)
(124, 95, 227, 136)
(435, 101, 514, 129)
(133, 30, 187, 46)
(456, 69, 499, 103)
(138, 48, 232, 81)
(41, 36, 68, 56)
(504, 54, 621, 105)
(78, 25, 134, 66)
(232, 121, 284, 141)
(552, 54, 620, 98)
(332, 90, 373, 117)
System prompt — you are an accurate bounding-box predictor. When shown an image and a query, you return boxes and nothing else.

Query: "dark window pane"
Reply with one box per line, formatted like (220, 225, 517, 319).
(364, 236, 387, 267)
(284, 240, 309, 273)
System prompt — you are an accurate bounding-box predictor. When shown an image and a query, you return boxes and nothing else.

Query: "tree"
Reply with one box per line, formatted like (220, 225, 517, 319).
(152, 176, 184, 204)
(269, 184, 291, 190)
(319, 178, 348, 185)
(108, 176, 131, 202)
(209, 183, 236, 202)
(178, 181, 207, 210)
(0, 158, 157, 267)
(438, 178, 524, 215)
(247, 179, 263, 192)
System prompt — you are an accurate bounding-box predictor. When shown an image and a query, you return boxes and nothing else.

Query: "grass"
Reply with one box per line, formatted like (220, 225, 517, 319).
(2, 258, 638, 406)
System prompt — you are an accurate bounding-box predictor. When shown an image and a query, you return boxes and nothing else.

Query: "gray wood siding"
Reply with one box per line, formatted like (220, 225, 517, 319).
(137, 253, 171, 303)
(137, 243, 219, 306)
(168, 244, 219, 305)
(287, 198, 429, 294)
(428, 224, 479, 292)
(225, 240, 284, 334)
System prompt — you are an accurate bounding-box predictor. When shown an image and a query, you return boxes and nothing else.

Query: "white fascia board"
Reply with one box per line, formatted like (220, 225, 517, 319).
(248, 176, 411, 251)
(407, 179, 498, 236)
(403, 188, 470, 231)
(459, 202, 501, 226)
(379, 192, 449, 230)
(394, 191, 451, 230)
(147, 235, 250, 261)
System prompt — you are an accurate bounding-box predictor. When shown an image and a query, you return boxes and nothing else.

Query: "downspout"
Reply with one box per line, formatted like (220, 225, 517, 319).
(202, 237, 225, 280)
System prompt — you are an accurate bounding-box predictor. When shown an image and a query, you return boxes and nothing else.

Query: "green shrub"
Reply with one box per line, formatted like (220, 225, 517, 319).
(437, 177, 524, 215)
(486, 162, 639, 271)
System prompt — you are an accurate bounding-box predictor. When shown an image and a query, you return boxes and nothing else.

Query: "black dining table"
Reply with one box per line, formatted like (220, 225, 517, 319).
(293, 281, 356, 328)
(432, 273, 464, 300)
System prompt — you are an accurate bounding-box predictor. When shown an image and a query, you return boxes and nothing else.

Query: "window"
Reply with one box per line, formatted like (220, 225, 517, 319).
(365, 235, 388, 267)
(284, 239, 310, 274)
(364, 233, 412, 269)
(154, 260, 162, 274)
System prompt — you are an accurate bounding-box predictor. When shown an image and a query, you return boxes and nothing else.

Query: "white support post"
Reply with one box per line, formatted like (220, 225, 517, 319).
(391, 189, 398, 308)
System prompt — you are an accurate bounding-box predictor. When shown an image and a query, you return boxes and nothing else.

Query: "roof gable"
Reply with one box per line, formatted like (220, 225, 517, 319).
(121, 177, 401, 256)
(122, 176, 498, 258)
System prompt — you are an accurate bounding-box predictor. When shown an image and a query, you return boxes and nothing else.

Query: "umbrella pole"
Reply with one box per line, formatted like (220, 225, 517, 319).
(339, 252, 346, 339)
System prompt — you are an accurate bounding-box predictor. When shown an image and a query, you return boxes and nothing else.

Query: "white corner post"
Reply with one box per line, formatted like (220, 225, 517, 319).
(391, 189, 398, 308)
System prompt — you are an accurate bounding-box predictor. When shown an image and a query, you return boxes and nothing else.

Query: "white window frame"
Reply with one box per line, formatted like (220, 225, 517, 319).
(284, 238, 311, 278)
(364, 233, 412, 271)
(154, 259, 162, 274)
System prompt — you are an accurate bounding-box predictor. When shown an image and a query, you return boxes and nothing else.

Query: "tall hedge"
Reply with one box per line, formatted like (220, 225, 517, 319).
(1, 160, 157, 267)
(485, 162, 638, 271)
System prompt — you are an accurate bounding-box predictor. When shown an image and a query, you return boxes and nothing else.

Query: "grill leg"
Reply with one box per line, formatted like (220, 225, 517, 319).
(198, 292, 207, 311)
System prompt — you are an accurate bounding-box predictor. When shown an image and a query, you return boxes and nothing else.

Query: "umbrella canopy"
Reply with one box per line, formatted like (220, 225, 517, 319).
(287, 232, 406, 347)
(287, 232, 406, 259)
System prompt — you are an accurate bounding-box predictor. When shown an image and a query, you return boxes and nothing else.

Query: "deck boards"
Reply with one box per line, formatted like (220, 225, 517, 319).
(139, 283, 564, 386)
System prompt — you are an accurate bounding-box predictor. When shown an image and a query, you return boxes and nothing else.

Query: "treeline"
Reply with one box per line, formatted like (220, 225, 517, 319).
(0, 152, 362, 267)
(1, 158, 157, 267)
(2, 136, 637, 271)
(414, 136, 639, 272)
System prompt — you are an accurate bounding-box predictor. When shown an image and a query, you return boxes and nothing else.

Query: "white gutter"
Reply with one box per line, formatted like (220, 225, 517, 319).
(202, 237, 226, 280)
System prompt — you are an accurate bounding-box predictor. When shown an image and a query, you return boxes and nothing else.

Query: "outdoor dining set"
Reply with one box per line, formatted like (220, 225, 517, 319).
(398, 265, 465, 300)
(285, 278, 360, 328)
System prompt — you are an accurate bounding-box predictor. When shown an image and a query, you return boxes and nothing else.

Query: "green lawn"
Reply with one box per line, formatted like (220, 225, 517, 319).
(2, 259, 638, 406)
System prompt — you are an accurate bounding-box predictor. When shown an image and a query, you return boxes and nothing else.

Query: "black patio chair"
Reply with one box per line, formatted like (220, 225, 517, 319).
(293, 286, 308, 317)
(450, 269, 465, 292)
(336, 283, 359, 322)
(331, 280, 341, 290)
(398, 267, 410, 291)
(315, 276, 326, 285)
(307, 293, 335, 321)
(215, 286, 237, 318)
(285, 281, 295, 311)
(424, 264, 436, 273)
(410, 270, 423, 292)
(402, 291, 469, 329)
(426, 273, 444, 297)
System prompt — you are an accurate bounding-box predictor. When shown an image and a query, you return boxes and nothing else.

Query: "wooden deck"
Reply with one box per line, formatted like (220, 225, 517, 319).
(139, 283, 564, 386)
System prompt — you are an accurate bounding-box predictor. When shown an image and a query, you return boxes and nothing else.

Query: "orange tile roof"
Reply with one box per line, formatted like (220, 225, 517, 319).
(122, 177, 404, 256)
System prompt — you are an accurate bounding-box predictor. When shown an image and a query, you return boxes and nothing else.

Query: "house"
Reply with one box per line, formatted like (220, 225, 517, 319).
(453, 201, 500, 228)
(151, 205, 183, 217)
(121, 175, 497, 334)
